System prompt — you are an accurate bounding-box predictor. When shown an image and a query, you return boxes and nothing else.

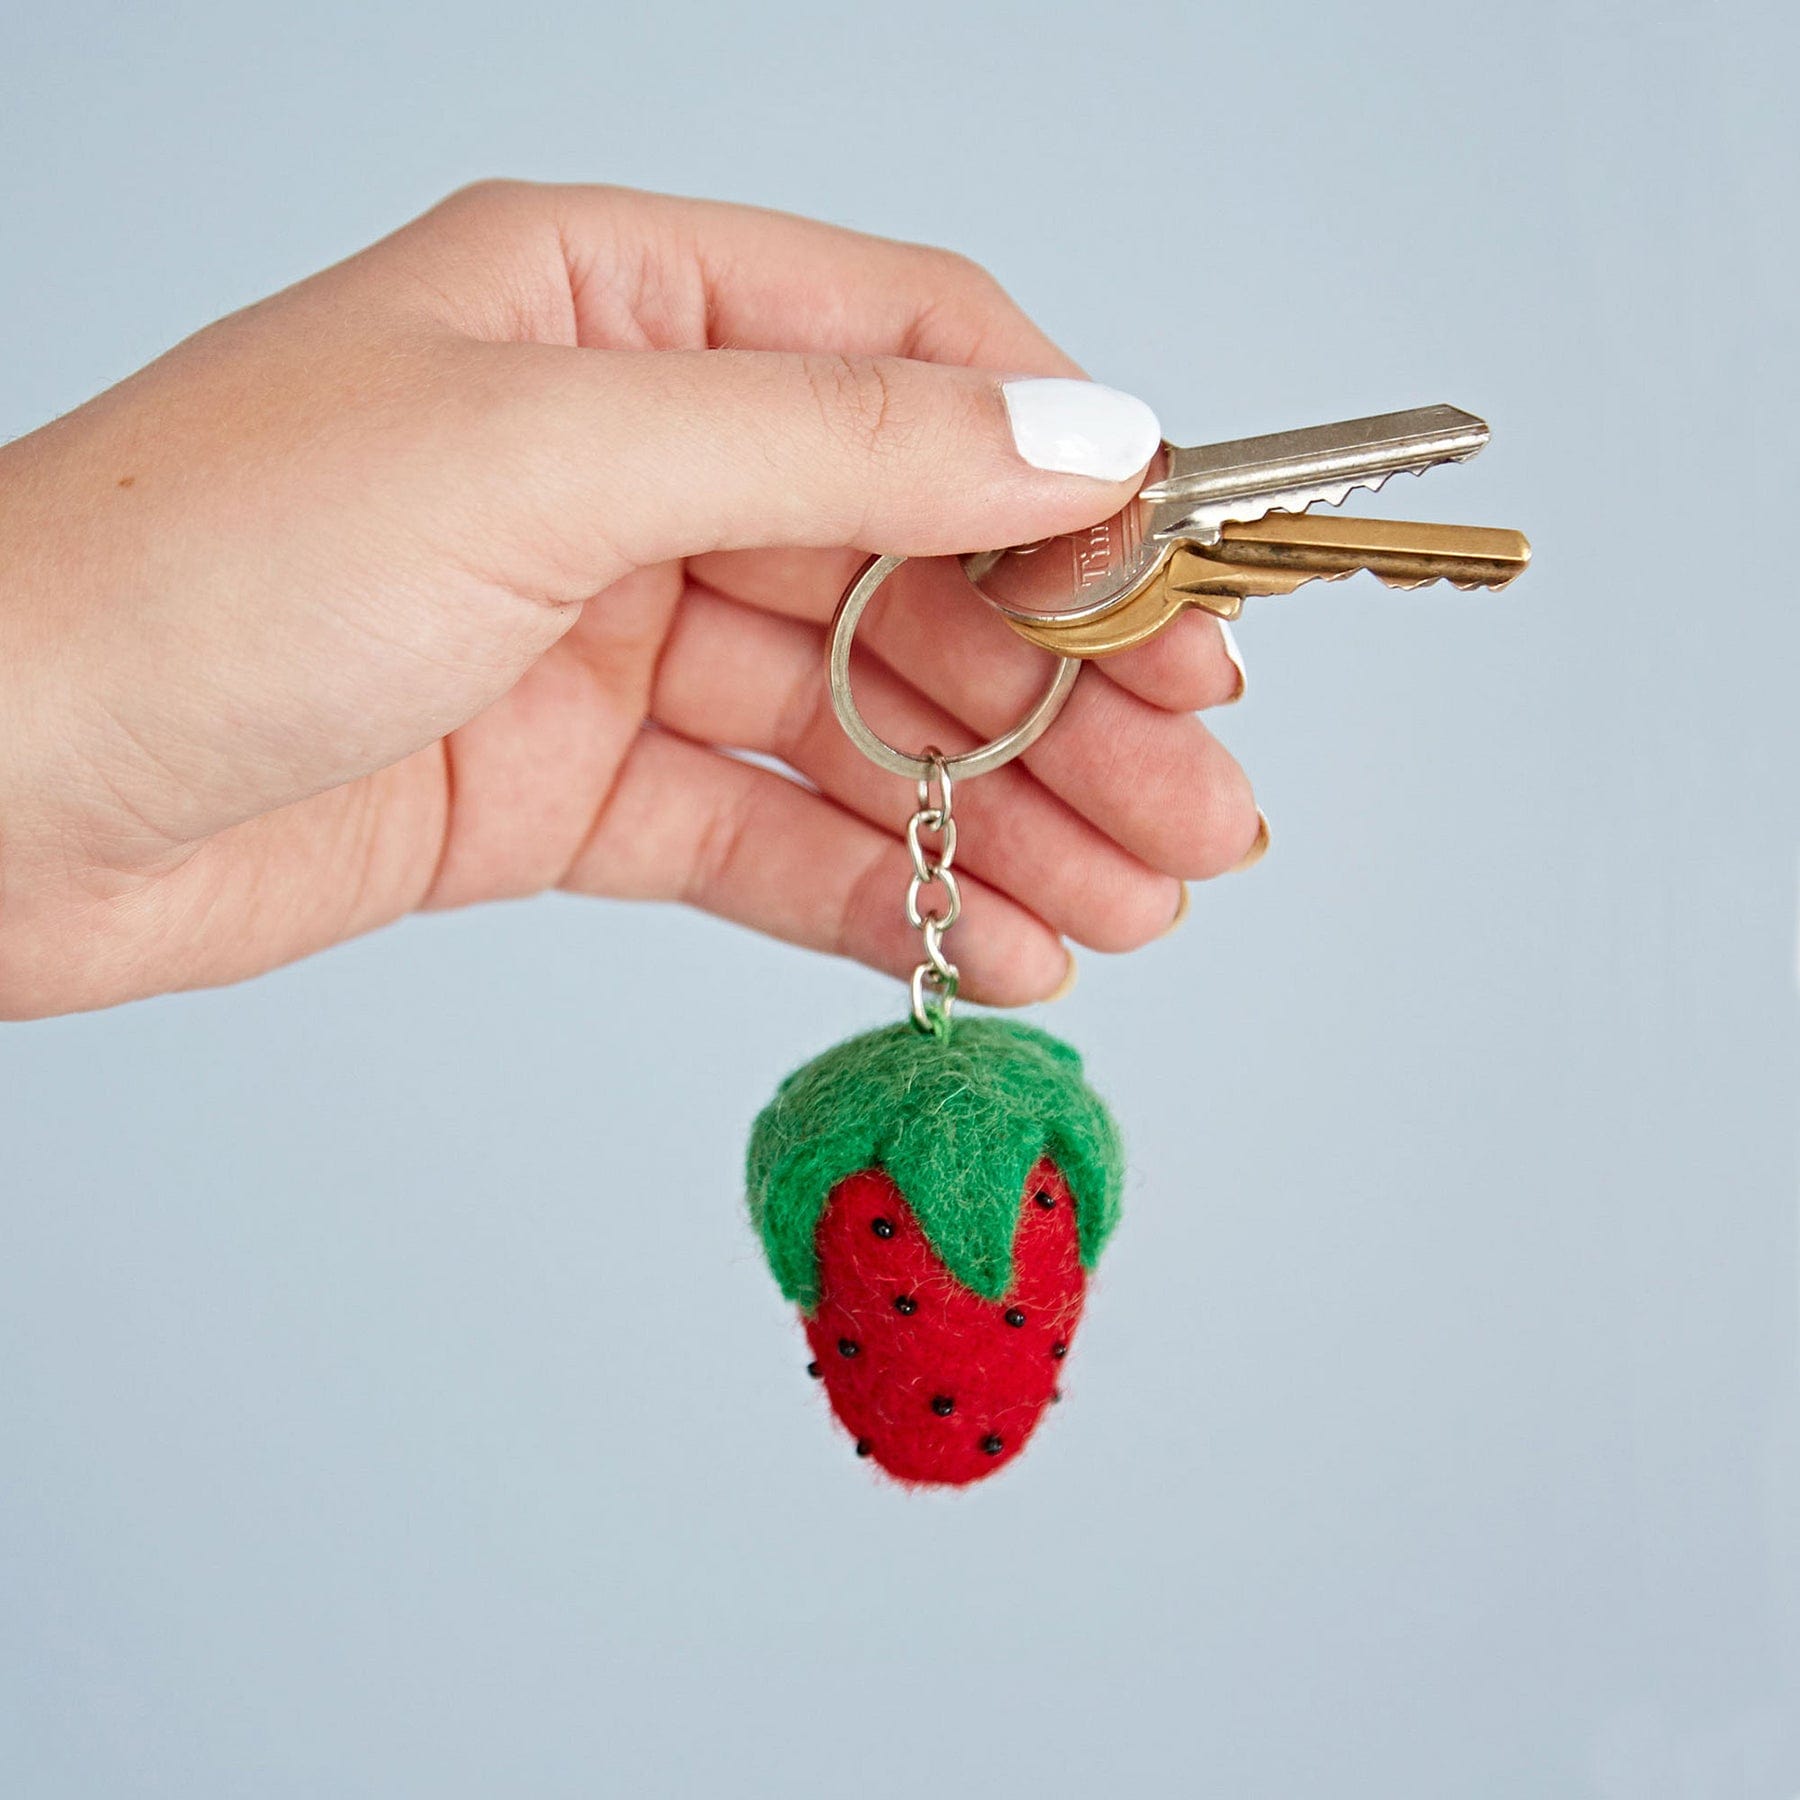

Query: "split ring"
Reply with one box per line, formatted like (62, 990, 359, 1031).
(827, 554, 1080, 783)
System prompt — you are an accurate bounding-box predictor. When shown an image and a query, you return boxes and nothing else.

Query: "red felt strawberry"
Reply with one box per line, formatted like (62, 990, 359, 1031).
(747, 1017, 1122, 1486)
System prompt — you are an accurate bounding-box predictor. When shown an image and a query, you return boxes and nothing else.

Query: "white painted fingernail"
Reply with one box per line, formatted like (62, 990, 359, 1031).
(1000, 378, 1161, 482)
(1218, 619, 1247, 702)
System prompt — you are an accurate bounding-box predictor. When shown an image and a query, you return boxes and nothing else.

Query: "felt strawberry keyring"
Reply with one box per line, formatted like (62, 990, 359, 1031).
(747, 1017, 1123, 1485)
(740, 553, 1126, 1486)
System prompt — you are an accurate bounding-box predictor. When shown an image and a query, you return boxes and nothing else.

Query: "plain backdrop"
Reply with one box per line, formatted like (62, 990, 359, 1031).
(3, 3, 1797, 1796)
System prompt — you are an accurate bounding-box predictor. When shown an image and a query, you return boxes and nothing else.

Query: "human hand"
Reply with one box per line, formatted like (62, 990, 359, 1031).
(0, 182, 1259, 1020)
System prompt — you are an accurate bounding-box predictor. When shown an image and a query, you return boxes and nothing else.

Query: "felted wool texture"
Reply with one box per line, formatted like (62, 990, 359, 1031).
(806, 1159, 1084, 1485)
(746, 1017, 1123, 1310)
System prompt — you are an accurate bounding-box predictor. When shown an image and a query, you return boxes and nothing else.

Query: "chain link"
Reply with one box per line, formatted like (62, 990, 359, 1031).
(905, 750, 960, 1037)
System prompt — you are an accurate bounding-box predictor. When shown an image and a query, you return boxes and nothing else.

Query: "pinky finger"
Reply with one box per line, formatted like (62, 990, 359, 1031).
(559, 727, 1074, 1007)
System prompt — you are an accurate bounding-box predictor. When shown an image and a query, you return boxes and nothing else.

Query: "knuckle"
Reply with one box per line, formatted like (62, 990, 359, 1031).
(897, 245, 1027, 363)
(899, 239, 1001, 295)
(769, 659, 835, 770)
(839, 839, 905, 966)
(422, 179, 559, 254)
(437, 177, 542, 221)
(930, 246, 1007, 300)
(800, 353, 902, 465)
(686, 777, 762, 909)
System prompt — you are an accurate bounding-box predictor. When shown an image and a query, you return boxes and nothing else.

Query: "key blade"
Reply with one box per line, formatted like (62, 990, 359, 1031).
(1140, 404, 1490, 540)
(1202, 514, 1530, 589)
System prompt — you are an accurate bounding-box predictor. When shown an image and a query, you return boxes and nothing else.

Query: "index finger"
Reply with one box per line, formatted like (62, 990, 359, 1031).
(381, 180, 1089, 373)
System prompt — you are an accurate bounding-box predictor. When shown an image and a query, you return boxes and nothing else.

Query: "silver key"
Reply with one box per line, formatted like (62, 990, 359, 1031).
(964, 403, 1492, 626)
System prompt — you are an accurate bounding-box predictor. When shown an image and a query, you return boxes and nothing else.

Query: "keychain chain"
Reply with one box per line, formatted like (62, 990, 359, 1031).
(903, 749, 961, 1038)
(826, 553, 1078, 1042)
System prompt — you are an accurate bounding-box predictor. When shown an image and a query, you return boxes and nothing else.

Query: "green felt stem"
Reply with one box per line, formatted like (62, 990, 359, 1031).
(746, 1017, 1123, 1311)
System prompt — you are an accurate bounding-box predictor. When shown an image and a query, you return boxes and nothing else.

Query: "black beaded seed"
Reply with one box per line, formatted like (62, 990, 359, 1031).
(893, 1294, 918, 1316)
(1051, 1389, 1063, 1403)
(838, 1337, 859, 1358)
(806, 1361, 822, 1379)
(1033, 1189, 1055, 1209)
(870, 1216, 896, 1239)
(981, 1433, 1005, 1456)
(1050, 1340, 1069, 1359)
(930, 1394, 955, 1417)
(855, 1438, 873, 1458)
(1004, 1308, 1027, 1328)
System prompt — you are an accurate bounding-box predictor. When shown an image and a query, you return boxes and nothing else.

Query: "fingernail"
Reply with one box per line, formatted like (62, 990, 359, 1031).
(1161, 885, 1191, 937)
(1000, 378, 1161, 482)
(1045, 948, 1079, 1003)
(1218, 619, 1247, 703)
(1230, 809, 1270, 874)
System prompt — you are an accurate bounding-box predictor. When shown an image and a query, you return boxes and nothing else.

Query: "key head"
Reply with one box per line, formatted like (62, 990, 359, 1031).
(996, 572, 1240, 658)
(963, 446, 1175, 625)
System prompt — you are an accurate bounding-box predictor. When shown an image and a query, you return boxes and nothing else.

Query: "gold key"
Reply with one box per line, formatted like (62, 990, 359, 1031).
(963, 405, 1530, 658)
(996, 515, 1531, 656)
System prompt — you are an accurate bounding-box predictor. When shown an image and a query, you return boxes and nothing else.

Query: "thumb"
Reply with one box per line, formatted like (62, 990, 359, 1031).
(469, 346, 1163, 587)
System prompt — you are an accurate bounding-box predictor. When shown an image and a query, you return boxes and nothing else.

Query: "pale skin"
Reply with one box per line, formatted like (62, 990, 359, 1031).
(0, 181, 1258, 1022)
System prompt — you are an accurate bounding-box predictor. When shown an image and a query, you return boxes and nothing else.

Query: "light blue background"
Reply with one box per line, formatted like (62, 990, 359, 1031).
(3, 2, 1797, 1795)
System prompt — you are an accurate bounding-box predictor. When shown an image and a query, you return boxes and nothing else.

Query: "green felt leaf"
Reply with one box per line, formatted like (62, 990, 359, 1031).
(746, 1017, 1124, 1311)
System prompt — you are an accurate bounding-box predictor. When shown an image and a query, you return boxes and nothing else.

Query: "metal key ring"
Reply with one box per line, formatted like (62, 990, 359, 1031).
(827, 554, 1081, 782)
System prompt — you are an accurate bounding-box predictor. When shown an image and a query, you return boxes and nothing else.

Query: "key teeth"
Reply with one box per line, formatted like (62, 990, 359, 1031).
(1374, 572, 1521, 594)
(1247, 464, 1414, 527)
(1163, 468, 1411, 538)
(1257, 456, 1486, 529)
